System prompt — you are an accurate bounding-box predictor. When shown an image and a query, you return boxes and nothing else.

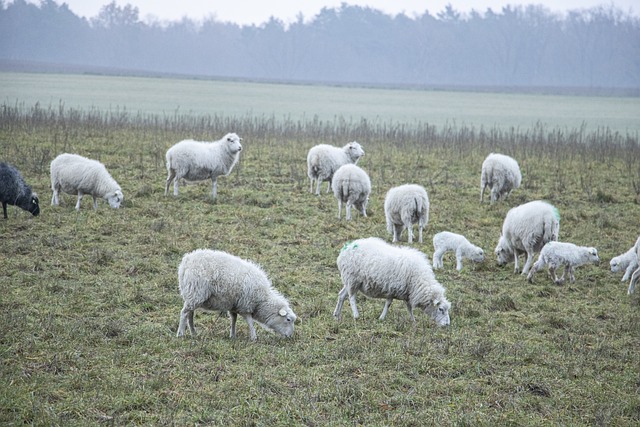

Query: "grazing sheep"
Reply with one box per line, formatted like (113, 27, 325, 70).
(165, 133, 242, 200)
(331, 164, 371, 220)
(176, 249, 297, 341)
(307, 141, 364, 195)
(50, 153, 123, 210)
(610, 246, 639, 282)
(0, 162, 40, 219)
(384, 184, 429, 243)
(527, 241, 600, 284)
(480, 153, 522, 204)
(495, 200, 560, 275)
(432, 231, 484, 271)
(627, 236, 640, 295)
(334, 238, 451, 326)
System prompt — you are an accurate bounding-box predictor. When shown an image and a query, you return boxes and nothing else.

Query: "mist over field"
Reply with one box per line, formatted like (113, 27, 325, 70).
(1, 1, 639, 89)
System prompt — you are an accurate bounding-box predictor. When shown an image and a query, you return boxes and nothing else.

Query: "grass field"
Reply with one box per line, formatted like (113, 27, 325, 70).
(1, 97, 639, 425)
(2, 71, 640, 133)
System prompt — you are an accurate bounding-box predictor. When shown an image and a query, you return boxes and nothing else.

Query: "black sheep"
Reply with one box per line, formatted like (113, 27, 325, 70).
(0, 162, 40, 219)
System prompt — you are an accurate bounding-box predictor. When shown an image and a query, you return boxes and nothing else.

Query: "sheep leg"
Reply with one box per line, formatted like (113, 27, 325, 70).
(51, 188, 60, 206)
(165, 169, 176, 196)
(392, 224, 402, 243)
(379, 299, 393, 320)
(348, 294, 360, 319)
(480, 184, 485, 203)
(2, 202, 7, 219)
(567, 265, 576, 283)
(92, 196, 98, 210)
(418, 224, 423, 244)
(455, 249, 464, 271)
(404, 301, 416, 322)
(242, 314, 257, 341)
(177, 306, 193, 337)
(309, 177, 314, 193)
(406, 224, 414, 243)
(315, 178, 322, 196)
(326, 181, 331, 193)
(345, 203, 352, 221)
(211, 177, 218, 199)
(521, 250, 535, 275)
(628, 268, 639, 295)
(75, 192, 84, 210)
(513, 251, 520, 274)
(337, 200, 342, 219)
(527, 258, 544, 283)
(229, 312, 238, 338)
(622, 264, 635, 282)
(432, 249, 445, 269)
(333, 286, 349, 319)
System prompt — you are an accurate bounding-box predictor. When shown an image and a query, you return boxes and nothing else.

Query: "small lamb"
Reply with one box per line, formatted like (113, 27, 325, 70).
(610, 246, 639, 282)
(176, 249, 297, 341)
(331, 164, 371, 220)
(527, 241, 600, 285)
(307, 141, 364, 195)
(432, 231, 484, 271)
(165, 133, 242, 200)
(627, 236, 640, 295)
(495, 200, 560, 275)
(480, 153, 522, 204)
(0, 162, 40, 219)
(334, 237, 451, 326)
(384, 184, 429, 243)
(50, 153, 123, 210)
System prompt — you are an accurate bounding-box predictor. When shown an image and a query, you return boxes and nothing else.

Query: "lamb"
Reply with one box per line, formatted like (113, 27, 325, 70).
(50, 153, 123, 210)
(432, 231, 484, 271)
(526, 241, 600, 284)
(307, 141, 364, 196)
(331, 164, 371, 220)
(176, 249, 297, 341)
(0, 162, 40, 219)
(495, 200, 560, 275)
(384, 184, 429, 243)
(610, 245, 639, 282)
(334, 237, 451, 326)
(627, 236, 640, 295)
(165, 133, 242, 200)
(480, 153, 522, 204)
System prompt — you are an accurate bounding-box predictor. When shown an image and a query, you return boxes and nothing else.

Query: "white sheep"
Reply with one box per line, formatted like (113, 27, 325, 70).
(50, 153, 123, 210)
(165, 133, 242, 200)
(526, 241, 600, 284)
(432, 231, 485, 271)
(307, 141, 364, 196)
(384, 184, 429, 243)
(176, 249, 297, 341)
(627, 236, 640, 295)
(495, 200, 560, 275)
(0, 162, 40, 219)
(610, 246, 639, 282)
(480, 153, 522, 204)
(331, 164, 371, 220)
(334, 237, 451, 326)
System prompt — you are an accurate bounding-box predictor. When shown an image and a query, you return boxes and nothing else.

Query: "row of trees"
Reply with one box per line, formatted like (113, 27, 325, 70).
(1, 0, 639, 88)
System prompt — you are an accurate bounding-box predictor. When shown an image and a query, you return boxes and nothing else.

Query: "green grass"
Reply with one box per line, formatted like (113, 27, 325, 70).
(2, 71, 640, 133)
(1, 103, 639, 425)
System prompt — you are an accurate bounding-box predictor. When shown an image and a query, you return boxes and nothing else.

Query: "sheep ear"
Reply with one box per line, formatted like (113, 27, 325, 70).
(279, 308, 287, 317)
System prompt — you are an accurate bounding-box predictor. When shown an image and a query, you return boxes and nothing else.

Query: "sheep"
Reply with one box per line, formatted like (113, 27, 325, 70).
(480, 153, 522, 204)
(0, 162, 40, 219)
(307, 141, 364, 196)
(495, 200, 560, 275)
(176, 249, 297, 341)
(334, 237, 451, 326)
(50, 153, 123, 210)
(331, 164, 371, 220)
(627, 236, 640, 295)
(384, 184, 429, 243)
(432, 231, 484, 271)
(165, 133, 242, 200)
(526, 241, 600, 284)
(610, 246, 639, 282)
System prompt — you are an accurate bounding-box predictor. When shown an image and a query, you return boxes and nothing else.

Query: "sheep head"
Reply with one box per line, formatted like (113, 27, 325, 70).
(424, 298, 451, 327)
(225, 133, 243, 154)
(107, 189, 124, 209)
(27, 193, 40, 216)
(265, 307, 297, 338)
(494, 236, 513, 266)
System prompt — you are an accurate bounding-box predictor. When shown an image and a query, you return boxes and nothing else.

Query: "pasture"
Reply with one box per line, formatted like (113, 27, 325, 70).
(1, 96, 639, 425)
(2, 71, 640, 133)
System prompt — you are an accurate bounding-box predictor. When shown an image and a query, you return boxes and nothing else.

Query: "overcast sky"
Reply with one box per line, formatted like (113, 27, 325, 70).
(18, 0, 639, 25)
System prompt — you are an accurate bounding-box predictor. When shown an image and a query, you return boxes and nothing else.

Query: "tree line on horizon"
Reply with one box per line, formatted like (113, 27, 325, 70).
(1, 0, 639, 88)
